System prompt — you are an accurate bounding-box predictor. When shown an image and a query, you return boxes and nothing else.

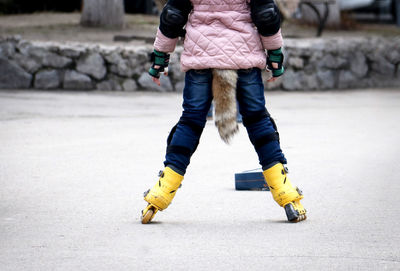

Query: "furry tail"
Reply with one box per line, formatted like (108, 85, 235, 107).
(212, 69, 239, 144)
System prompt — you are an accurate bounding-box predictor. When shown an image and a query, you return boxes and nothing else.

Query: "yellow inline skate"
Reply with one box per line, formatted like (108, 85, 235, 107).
(141, 166, 184, 224)
(263, 163, 307, 222)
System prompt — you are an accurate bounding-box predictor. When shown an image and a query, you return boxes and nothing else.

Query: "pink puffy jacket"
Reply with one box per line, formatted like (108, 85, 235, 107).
(154, 0, 283, 72)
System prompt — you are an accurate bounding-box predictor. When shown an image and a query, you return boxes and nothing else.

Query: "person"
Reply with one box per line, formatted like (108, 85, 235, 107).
(141, 0, 307, 224)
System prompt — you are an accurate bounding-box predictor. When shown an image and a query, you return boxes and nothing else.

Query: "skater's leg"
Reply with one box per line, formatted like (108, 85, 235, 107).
(236, 68, 306, 222)
(164, 69, 213, 174)
(142, 69, 213, 223)
(236, 68, 286, 167)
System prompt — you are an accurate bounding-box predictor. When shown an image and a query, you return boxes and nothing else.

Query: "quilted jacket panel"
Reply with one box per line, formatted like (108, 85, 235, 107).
(153, 0, 283, 72)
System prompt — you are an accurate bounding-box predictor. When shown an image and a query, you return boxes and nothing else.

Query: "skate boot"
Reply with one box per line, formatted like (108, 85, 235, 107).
(263, 163, 307, 222)
(141, 166, 184, 224)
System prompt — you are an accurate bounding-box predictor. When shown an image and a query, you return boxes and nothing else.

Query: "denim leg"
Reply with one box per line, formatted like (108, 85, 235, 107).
(236, 68, 287, 168)
(164, 69, 213, 174)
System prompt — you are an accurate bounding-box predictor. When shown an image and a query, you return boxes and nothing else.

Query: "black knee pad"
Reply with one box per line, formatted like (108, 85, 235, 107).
(166, 123, 178, 146)
(160, 0, 192, 38)
(250, 0, 281, 36)
(178, 116, 204, 137)
(165, 117, 204, 158)
(242, 109, 270, 127)
(166, 123, 193, 158)
(252, 131, 280, 149)
(242, 109, 280, 149)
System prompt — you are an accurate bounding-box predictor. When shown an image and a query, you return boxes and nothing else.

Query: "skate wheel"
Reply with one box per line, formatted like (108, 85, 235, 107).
(295, 213, 307, 222)
(284, 203, 307, 223)
(284, 203, 299, 222)
(298, 214, 307, 222)
(141, 206, 155, 224)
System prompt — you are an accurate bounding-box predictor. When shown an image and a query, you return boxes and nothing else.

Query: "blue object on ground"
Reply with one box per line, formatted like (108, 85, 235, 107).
(234, 169, 269, 191)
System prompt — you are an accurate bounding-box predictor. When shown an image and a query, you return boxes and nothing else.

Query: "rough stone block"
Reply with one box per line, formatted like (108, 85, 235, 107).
(130, 49, 149, 64)
(287, 57, 304, 69)
(26, 46, 72, 68)
(386, 50, 400, 65)
(104, 52, 133, 77)
(122, 79, 138, 91)
(77, 53, 106, 80)
(364, 73, 399, 88)
(104, 51, 123, 65)
(97, 81, 113, 91)
(96, 77, 123, 91)
(17, 40, 33, 56)
(43, 53, 72, 69)
(14, 53, 42, 74)
(128, 50, 150, 74)
(350, 52, 368, 78)
(316, 70, 336, 89)
(34, 70, 61, 89)
(282, 69, 303, 90)
(0, 42, 15, 58)
(371, 58, 396, 76)
(60, 46, 86, 59)
(109, 59, 134, 77)
(319, 54, 348, 69)
(338, 70, 358, 89)
(64, 70, 93, 90)
(304, 75, 319, 90)
(0, 58, 32, 89)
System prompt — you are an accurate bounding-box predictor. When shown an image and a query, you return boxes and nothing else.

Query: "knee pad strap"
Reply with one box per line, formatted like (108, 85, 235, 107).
(242, 109, 270, 127)
(253, 131, 280, 149)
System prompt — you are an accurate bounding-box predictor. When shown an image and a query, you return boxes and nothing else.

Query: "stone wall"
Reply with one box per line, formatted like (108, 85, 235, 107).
(280, 37, 400, 90)
(0, 36, 399, 91)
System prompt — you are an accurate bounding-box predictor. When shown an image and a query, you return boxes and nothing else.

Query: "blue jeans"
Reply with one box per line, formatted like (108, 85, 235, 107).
(165, 68, 286, 175)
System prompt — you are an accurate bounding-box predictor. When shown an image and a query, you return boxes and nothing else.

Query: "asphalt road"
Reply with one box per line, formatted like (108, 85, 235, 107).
(1, 89, 399, 270)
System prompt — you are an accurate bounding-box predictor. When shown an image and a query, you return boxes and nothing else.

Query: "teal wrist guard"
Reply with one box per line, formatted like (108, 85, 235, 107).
(267, 48, 285, 78)
(148, 50, 170, 78)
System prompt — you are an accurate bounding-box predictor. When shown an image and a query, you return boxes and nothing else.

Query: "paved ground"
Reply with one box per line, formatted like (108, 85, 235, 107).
(0, 89, 400, 270)
(0, 13, 159, 46)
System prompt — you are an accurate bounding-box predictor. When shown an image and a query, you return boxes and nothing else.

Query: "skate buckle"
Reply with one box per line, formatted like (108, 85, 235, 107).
(284, 166, 289, 173)
(296, 187, 303, 196)
(143, 189, 150, 197)
(158, 170, 164, 177)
